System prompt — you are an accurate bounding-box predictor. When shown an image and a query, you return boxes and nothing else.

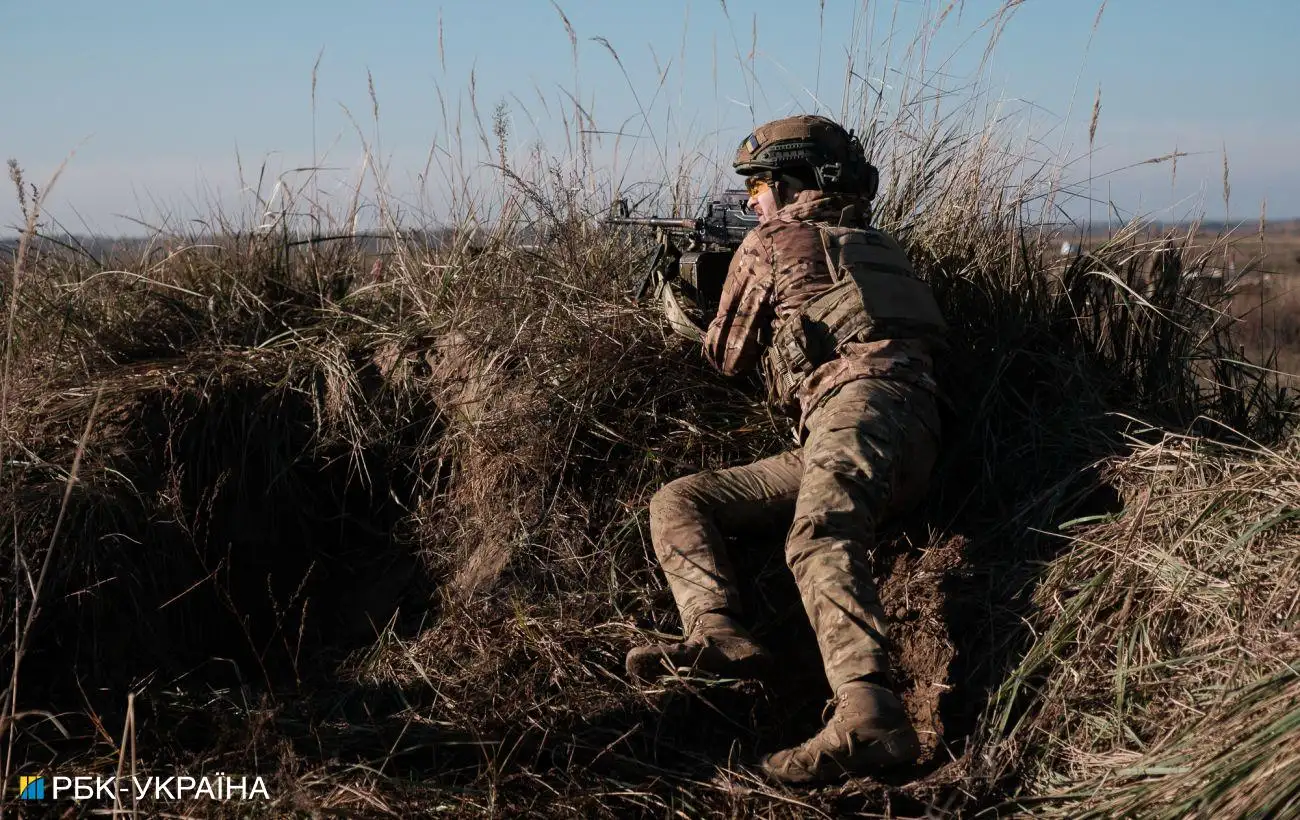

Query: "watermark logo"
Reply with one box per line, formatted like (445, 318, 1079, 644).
(14, 773, 269, 803)
(17, 775, 46, 800)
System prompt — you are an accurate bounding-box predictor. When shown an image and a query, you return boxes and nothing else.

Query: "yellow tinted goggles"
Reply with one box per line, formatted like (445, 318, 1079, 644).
(744, 175, 771, 196)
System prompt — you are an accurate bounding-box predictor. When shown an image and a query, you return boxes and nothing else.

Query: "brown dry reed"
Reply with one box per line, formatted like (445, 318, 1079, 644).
(1, 2, 1297, 817)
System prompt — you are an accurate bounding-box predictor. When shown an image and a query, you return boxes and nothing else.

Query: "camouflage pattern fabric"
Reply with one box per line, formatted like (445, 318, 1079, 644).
(703, 190, 937, 428)
(649, 376, 939, 689)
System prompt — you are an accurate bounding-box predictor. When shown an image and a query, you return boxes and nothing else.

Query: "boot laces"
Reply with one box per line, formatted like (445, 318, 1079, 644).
(819, 695, 838, 725)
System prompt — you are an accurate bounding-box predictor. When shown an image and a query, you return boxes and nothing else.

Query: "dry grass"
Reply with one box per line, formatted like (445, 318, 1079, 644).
(992, 433, 1300, 817)
(2, 3, 1299, 817)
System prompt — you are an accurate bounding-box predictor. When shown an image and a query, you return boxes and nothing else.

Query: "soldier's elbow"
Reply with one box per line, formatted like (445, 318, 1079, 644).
(717, 358, 753, 378)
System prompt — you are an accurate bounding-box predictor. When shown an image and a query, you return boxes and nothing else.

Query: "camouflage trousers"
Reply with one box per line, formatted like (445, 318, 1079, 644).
(648, 377, 939, 690)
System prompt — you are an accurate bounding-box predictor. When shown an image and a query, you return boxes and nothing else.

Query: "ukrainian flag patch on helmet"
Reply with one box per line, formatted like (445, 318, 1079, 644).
(743, 134, 760, 154)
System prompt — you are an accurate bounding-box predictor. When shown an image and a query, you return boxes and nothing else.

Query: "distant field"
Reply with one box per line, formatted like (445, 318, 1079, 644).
(1250, 219, 1300, 276)
(1066, 219, 1297, 273)
(1194, 224, 1298, 382)
(1058, 219, 1300, 381)
(1233, 272, 1300, 382)
(1205, 219, 1300, 277)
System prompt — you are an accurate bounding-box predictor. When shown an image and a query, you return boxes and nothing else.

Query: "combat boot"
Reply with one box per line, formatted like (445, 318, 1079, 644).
(759, 680, 919, 784)
(626, 612, 773, 682)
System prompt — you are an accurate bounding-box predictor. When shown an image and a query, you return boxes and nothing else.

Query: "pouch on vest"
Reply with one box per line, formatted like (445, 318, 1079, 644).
(761, 225, 947, 411)
(813, 226, 948, 345)
(765, 314, 816, 411)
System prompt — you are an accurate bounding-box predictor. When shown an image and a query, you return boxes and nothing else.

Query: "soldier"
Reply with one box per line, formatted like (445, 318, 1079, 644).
(626, 115, 947, 784)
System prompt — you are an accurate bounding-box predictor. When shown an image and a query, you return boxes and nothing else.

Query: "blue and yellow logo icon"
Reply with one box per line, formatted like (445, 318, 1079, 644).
(17, 775, 46, 800)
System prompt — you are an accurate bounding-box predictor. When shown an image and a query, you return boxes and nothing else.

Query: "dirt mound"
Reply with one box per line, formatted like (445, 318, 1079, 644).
(878, 533, 968, 764)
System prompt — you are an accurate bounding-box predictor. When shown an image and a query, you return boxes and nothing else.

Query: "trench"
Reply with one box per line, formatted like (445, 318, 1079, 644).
(28, 372, 436, 704)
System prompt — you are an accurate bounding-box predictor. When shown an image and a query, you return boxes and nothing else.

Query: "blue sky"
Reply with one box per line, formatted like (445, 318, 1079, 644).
(4, 0, 1298, 234)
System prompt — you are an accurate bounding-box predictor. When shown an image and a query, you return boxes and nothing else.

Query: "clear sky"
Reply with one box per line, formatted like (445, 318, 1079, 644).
(4, 0, 1298, 235)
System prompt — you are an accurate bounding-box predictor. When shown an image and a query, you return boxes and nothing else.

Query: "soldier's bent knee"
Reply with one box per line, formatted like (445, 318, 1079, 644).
(649, 474, 714, 522)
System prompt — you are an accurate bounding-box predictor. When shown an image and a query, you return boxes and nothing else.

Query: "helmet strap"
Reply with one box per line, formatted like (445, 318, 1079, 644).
(770, 178, 790, 209)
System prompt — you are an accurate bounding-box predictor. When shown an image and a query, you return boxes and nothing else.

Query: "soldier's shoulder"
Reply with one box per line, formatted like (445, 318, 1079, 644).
(736, 225, 771, 255)
(741, 218, 799, 250)
(732, 227, 773, 270)
(761, 212, 823, 239)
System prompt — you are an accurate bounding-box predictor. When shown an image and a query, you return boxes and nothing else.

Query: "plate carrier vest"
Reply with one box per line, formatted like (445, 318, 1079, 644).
(762, 223, 947, 409)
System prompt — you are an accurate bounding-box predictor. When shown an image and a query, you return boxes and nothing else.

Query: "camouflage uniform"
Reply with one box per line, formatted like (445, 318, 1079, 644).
(627, 115, 946, 782)
(646, 189, 942, 691)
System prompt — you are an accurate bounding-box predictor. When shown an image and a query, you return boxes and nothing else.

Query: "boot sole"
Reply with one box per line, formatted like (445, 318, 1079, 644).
(758, 727, 921, 785)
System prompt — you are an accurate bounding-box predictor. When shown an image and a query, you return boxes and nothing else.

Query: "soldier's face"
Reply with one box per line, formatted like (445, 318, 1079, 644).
(745, 177, 778, 223)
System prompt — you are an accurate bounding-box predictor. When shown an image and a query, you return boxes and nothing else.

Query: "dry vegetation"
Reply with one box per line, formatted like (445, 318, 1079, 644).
(3, 5, 1299, 818)
(1079, 220, 1300, 384)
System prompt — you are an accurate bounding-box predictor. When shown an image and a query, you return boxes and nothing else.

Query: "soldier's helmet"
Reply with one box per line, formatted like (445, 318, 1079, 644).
(733, 115, 878, 199)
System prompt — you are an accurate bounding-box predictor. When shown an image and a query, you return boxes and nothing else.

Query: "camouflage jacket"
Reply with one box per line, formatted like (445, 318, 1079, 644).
(703, 190, 939, 429)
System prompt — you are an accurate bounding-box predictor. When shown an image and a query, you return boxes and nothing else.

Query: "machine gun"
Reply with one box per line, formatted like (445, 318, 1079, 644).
(605, 189, 758, 340)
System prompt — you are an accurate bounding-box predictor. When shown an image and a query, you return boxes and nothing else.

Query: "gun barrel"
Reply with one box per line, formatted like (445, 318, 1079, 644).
(605, 216, 699, 231)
